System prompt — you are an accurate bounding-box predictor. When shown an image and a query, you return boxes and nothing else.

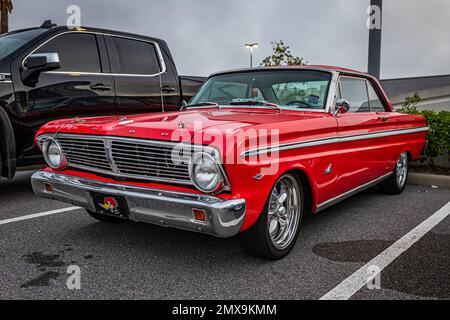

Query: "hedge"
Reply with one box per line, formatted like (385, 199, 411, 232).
(398, 94, 450, 166)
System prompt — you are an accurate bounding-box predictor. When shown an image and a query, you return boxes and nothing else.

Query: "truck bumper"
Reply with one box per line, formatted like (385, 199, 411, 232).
(31, 171, 246, 238)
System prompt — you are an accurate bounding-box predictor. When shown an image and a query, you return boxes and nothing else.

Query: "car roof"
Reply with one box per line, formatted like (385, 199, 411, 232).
(209, 65, 368, 78)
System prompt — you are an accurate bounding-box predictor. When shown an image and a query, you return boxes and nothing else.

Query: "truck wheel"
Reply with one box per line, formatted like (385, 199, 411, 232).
(0, 151, 2, 179)
(85, 209, 128, 223)
(240, 173, 303, 260)
(379, 152, 409, 195)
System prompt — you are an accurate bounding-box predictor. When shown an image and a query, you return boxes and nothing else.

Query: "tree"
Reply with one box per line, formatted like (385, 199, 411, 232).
(0, 0, 13, 34)
(260, 40, 306, 67)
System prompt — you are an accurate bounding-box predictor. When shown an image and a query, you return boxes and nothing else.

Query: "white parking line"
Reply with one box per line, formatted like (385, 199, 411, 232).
(0, 207, 81, 226)
(320, 200, 450, 300)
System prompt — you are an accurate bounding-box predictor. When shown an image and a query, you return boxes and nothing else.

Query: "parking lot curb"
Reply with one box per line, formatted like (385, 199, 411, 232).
(408, 172, 450, 189)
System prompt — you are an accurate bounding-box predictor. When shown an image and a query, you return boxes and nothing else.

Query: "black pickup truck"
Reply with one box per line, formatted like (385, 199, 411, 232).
(0, 22, 204, 180)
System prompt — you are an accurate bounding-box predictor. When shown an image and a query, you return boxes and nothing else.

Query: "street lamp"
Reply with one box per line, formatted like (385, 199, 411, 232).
(245, 42, 259, 68)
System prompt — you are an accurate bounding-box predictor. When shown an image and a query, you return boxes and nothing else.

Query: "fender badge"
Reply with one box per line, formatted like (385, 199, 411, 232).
(324, 164, 332, 175)
(161, 132, 168, 137)
(178, 121, 188, 129)
(128, 130, 136, 134)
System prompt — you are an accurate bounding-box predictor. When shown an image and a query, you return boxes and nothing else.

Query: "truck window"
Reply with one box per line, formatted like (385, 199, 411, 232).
(35, 33, 101, 73)
(339, 77, 370, 112)
(109, 37, 161, 75)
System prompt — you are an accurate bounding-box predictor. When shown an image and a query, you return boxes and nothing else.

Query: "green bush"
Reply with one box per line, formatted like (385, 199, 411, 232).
(398, 93, 450, 165)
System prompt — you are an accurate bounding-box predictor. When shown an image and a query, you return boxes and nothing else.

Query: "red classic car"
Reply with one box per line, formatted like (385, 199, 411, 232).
(31, 66, 428, 260)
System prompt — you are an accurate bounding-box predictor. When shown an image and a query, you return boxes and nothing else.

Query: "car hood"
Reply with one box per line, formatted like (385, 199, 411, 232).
(38, 108, 327, 143)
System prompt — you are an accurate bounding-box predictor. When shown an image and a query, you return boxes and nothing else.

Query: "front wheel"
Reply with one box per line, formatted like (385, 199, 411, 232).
(379, 151, 409, 194)
(240, 173, 303, 260)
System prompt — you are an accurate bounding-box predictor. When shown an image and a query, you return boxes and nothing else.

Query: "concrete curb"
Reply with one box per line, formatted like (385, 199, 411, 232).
(408, 172, 450, 189)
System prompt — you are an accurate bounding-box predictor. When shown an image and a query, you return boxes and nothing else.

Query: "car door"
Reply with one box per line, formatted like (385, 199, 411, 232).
(11, 31, 116, 160)
(105, 35, 164, 115)
(335, 76, 388, 193)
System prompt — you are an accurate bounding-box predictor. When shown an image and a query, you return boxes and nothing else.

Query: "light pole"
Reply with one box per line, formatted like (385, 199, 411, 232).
(245, 43, 259, 68)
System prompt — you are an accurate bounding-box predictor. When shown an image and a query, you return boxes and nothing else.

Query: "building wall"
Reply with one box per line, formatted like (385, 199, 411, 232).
(381, 75, 450, 111)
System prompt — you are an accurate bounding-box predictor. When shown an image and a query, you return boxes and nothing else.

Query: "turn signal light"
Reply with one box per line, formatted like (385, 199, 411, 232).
(192, 208, 206, 222)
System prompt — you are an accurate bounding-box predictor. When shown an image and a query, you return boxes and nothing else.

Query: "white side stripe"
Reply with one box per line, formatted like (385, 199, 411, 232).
(243, 126, 429, 157)
(320, 200, 450, 300)
(0, 207, 80, 226)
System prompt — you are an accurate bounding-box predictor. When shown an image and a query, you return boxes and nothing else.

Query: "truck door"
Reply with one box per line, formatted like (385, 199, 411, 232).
(11, 31, 116, 160)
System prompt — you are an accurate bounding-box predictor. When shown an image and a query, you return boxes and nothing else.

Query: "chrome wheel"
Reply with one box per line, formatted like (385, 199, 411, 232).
(268, 174, 301, 250)
(395, 152, 408, 188)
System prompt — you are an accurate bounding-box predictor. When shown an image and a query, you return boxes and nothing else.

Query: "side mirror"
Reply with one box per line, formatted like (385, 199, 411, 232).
(21, 53, 61, 87)
(334, 99, 350, 115)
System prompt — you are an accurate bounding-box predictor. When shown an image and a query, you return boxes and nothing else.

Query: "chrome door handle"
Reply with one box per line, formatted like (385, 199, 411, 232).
(90, 84, 111, 91)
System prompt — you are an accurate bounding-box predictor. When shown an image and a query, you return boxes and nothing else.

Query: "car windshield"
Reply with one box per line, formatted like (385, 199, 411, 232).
(0, 29, 46, 59)
(190, 70, 332, 110)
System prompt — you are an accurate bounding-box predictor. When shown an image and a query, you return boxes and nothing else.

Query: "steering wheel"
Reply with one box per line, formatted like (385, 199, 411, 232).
(285, 100, 313, 108)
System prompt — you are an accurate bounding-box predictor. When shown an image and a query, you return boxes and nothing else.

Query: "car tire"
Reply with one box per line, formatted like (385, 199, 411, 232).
(379, 151, 409, 195)
(240, 173, 303, 260)
(85, 209, 128, 223)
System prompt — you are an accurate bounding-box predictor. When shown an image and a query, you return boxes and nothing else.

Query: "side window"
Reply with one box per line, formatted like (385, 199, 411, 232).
(367, 82, 386, 112)
(35, 33, 101, 72)
(109, 37, 161, 75)
(339, 77, 369, 112)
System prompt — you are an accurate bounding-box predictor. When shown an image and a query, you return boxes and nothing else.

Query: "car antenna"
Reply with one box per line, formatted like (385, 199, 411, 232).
(41, 20, 57, 29)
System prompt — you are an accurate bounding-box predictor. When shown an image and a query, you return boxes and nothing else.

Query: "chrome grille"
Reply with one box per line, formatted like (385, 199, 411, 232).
(111, 140, 191, 183)
(57, 136, 111, 171)
(53, 134, 193, 185)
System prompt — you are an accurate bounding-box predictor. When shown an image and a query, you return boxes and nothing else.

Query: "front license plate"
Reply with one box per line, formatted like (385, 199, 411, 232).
(91, 193, 129, 219)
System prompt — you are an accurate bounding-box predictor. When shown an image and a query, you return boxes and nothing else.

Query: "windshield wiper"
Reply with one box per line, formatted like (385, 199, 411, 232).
(181, 102, 221, 110)
(229, 99, 281, 111)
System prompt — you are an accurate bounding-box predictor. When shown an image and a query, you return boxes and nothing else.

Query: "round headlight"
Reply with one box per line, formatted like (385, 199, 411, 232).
(42, 138, 67, 170)
(189, 152, 223, 193)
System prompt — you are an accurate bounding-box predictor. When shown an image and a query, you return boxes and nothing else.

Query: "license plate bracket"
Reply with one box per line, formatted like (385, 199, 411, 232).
(91, 193, 129, 219)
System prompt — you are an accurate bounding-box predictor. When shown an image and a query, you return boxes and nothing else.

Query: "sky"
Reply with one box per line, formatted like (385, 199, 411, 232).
(9, 0, 450, 79)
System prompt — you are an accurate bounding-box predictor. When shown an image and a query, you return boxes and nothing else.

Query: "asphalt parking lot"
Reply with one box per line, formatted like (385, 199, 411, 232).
(0, 171, 449, 300)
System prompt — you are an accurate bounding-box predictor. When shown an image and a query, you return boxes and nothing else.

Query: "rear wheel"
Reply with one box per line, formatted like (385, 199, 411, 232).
(85, 209, 128, 223)
(240, 173, 303, 260)
(379, 152, 409, 194)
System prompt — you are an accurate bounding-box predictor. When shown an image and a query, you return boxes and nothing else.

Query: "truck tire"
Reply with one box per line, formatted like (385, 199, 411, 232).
(240, 173, 303, 260)
(0, 151, 2, 180)
(378, 152, 409, 195)
(85, 209, 128, 224)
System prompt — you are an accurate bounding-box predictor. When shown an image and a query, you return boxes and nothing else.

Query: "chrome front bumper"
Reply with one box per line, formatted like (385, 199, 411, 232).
(31, 171, 246, 238)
